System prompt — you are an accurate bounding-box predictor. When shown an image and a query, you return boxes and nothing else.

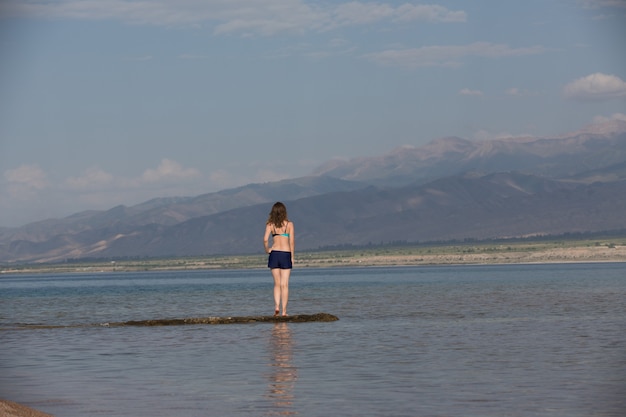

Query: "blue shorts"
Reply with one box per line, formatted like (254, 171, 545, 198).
(268, 250, 292, 269)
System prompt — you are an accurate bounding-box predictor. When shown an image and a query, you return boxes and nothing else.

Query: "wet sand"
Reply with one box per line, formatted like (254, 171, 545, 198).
(0, 400, 53, 417)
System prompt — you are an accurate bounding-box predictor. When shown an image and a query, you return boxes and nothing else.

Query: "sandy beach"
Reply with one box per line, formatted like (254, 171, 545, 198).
(0, 400, 54, 417)
(312, 244, 626, 267)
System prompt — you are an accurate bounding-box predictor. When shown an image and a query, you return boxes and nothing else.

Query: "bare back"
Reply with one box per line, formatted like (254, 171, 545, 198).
(264, 221, 294, 253)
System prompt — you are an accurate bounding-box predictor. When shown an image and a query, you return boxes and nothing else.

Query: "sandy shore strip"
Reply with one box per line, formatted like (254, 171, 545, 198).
(0, 400, 54, 417)
(2, 240, 625, 274)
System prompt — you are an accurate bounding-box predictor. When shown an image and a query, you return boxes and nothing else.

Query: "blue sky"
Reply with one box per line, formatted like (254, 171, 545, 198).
(1, 0, 625, 227)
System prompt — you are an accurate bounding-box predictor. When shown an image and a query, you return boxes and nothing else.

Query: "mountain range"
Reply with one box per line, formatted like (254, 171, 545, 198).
(2, 119, 626, 264)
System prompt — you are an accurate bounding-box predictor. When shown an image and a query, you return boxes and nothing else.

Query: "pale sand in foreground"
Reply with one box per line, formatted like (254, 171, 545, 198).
(0, 400, 54, 417)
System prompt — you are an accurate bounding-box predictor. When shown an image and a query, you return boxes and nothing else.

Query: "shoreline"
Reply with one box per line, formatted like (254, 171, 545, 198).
(2, 239, 625, 275)
(0, 400, 54, 417)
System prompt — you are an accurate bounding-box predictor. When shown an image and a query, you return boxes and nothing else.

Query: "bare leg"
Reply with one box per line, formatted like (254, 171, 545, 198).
(271, 268, 291, 316)
(279, 268, 291, 316)
(271, 268, 281, 315)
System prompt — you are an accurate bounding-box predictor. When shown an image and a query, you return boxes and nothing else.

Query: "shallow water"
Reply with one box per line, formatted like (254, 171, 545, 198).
(1, 263, 625, 416)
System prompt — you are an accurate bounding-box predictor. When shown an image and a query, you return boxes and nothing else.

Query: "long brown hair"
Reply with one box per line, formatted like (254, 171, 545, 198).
(267, 202, 288, 227)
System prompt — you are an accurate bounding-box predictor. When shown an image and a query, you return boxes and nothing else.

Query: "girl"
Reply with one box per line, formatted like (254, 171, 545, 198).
(263, 202, 295, 316)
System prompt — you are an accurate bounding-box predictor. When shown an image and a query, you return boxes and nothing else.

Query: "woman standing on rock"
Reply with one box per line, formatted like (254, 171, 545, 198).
(263, 202, 294, 317)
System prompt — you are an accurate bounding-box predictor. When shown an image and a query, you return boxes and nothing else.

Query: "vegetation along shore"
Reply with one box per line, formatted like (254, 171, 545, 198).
(2, 237, 625, 275)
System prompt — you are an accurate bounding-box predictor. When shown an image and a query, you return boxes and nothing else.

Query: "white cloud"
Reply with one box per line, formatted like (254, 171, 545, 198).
(59, 160, 204, 220)
(394, 4, 466, 23)
(4, 164, 48, 190)
(0, 160, 240, 226)
(62, 159, 200, 191)
(327, 2, 465, 27)
(254, 168, 291, 183)
(3, 164, 50, 203)
(563, 73, 626, 100)
(0, 166, 54, 225)
(363, 42, 547, 69)
(138, 159, 201, 184)
(592, 112, 626, 123)
(459, 88, 483, 96)
(580, 0, 626, 9)
(472, 130, 533, 141)
(1, 1, 466, 36)
(331, 2, 394, 26)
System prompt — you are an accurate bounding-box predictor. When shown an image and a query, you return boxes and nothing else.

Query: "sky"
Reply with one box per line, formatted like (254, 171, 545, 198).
(1, 0, 625, 227)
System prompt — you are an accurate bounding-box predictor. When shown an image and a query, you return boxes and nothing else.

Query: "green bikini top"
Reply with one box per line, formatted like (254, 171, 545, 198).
(272, 223, 290, 238)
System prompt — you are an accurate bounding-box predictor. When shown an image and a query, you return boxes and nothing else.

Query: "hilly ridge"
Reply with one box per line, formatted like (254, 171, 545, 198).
(314, 122, 626, 185)
(2, 120, 626, 264)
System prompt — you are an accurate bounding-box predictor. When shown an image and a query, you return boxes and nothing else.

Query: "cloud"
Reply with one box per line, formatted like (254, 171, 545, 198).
(394, 4, 466, 22)
(580, 0, 626, 9)
(212, 2, 322, 36)
(62, 159, 201, 192)
(1, 165, 52, 224)
(459, 88, 483, 96)
(0, 160, 260, 226)
(592, 112, 626, 123)
(563, 73, 626, 101)
(328, 2, 465, 28)
(363, 42, 547, 69)
(472, 130, 533, 141)
(59, 160, 203, 221)
(1, 1, 466, 36)
(138, 158, 201, 184)
(331, 2, 395, 26)
(4, 164, 48, 189)
(2, 159, 261, 217)
(3, 164, 49, 201)
(2, 164, 49, 204)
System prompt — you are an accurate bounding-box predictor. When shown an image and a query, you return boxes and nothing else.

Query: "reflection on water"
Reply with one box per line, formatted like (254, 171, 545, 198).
(266, 323, 298, 415)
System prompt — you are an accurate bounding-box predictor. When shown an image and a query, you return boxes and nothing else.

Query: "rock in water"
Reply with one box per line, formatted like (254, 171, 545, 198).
(115, 313, 339, 326)
(14, 313, 339, 330)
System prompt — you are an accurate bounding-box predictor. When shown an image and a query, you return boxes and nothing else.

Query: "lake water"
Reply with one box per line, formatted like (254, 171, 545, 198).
(1, 263, 625, 417)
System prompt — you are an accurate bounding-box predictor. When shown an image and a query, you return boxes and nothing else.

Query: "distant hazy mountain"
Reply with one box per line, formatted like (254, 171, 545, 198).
(2, 120, 626, 263)
(314, 121, 626, 186)
(0, 176, 364, 245)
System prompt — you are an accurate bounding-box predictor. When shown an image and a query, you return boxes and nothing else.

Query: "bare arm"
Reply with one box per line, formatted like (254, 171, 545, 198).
(263, 224, 272, 254)
(289, 222, 295, 261)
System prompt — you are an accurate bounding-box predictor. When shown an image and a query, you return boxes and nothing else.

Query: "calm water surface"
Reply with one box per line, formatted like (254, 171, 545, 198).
(1, 263, 625, 416)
